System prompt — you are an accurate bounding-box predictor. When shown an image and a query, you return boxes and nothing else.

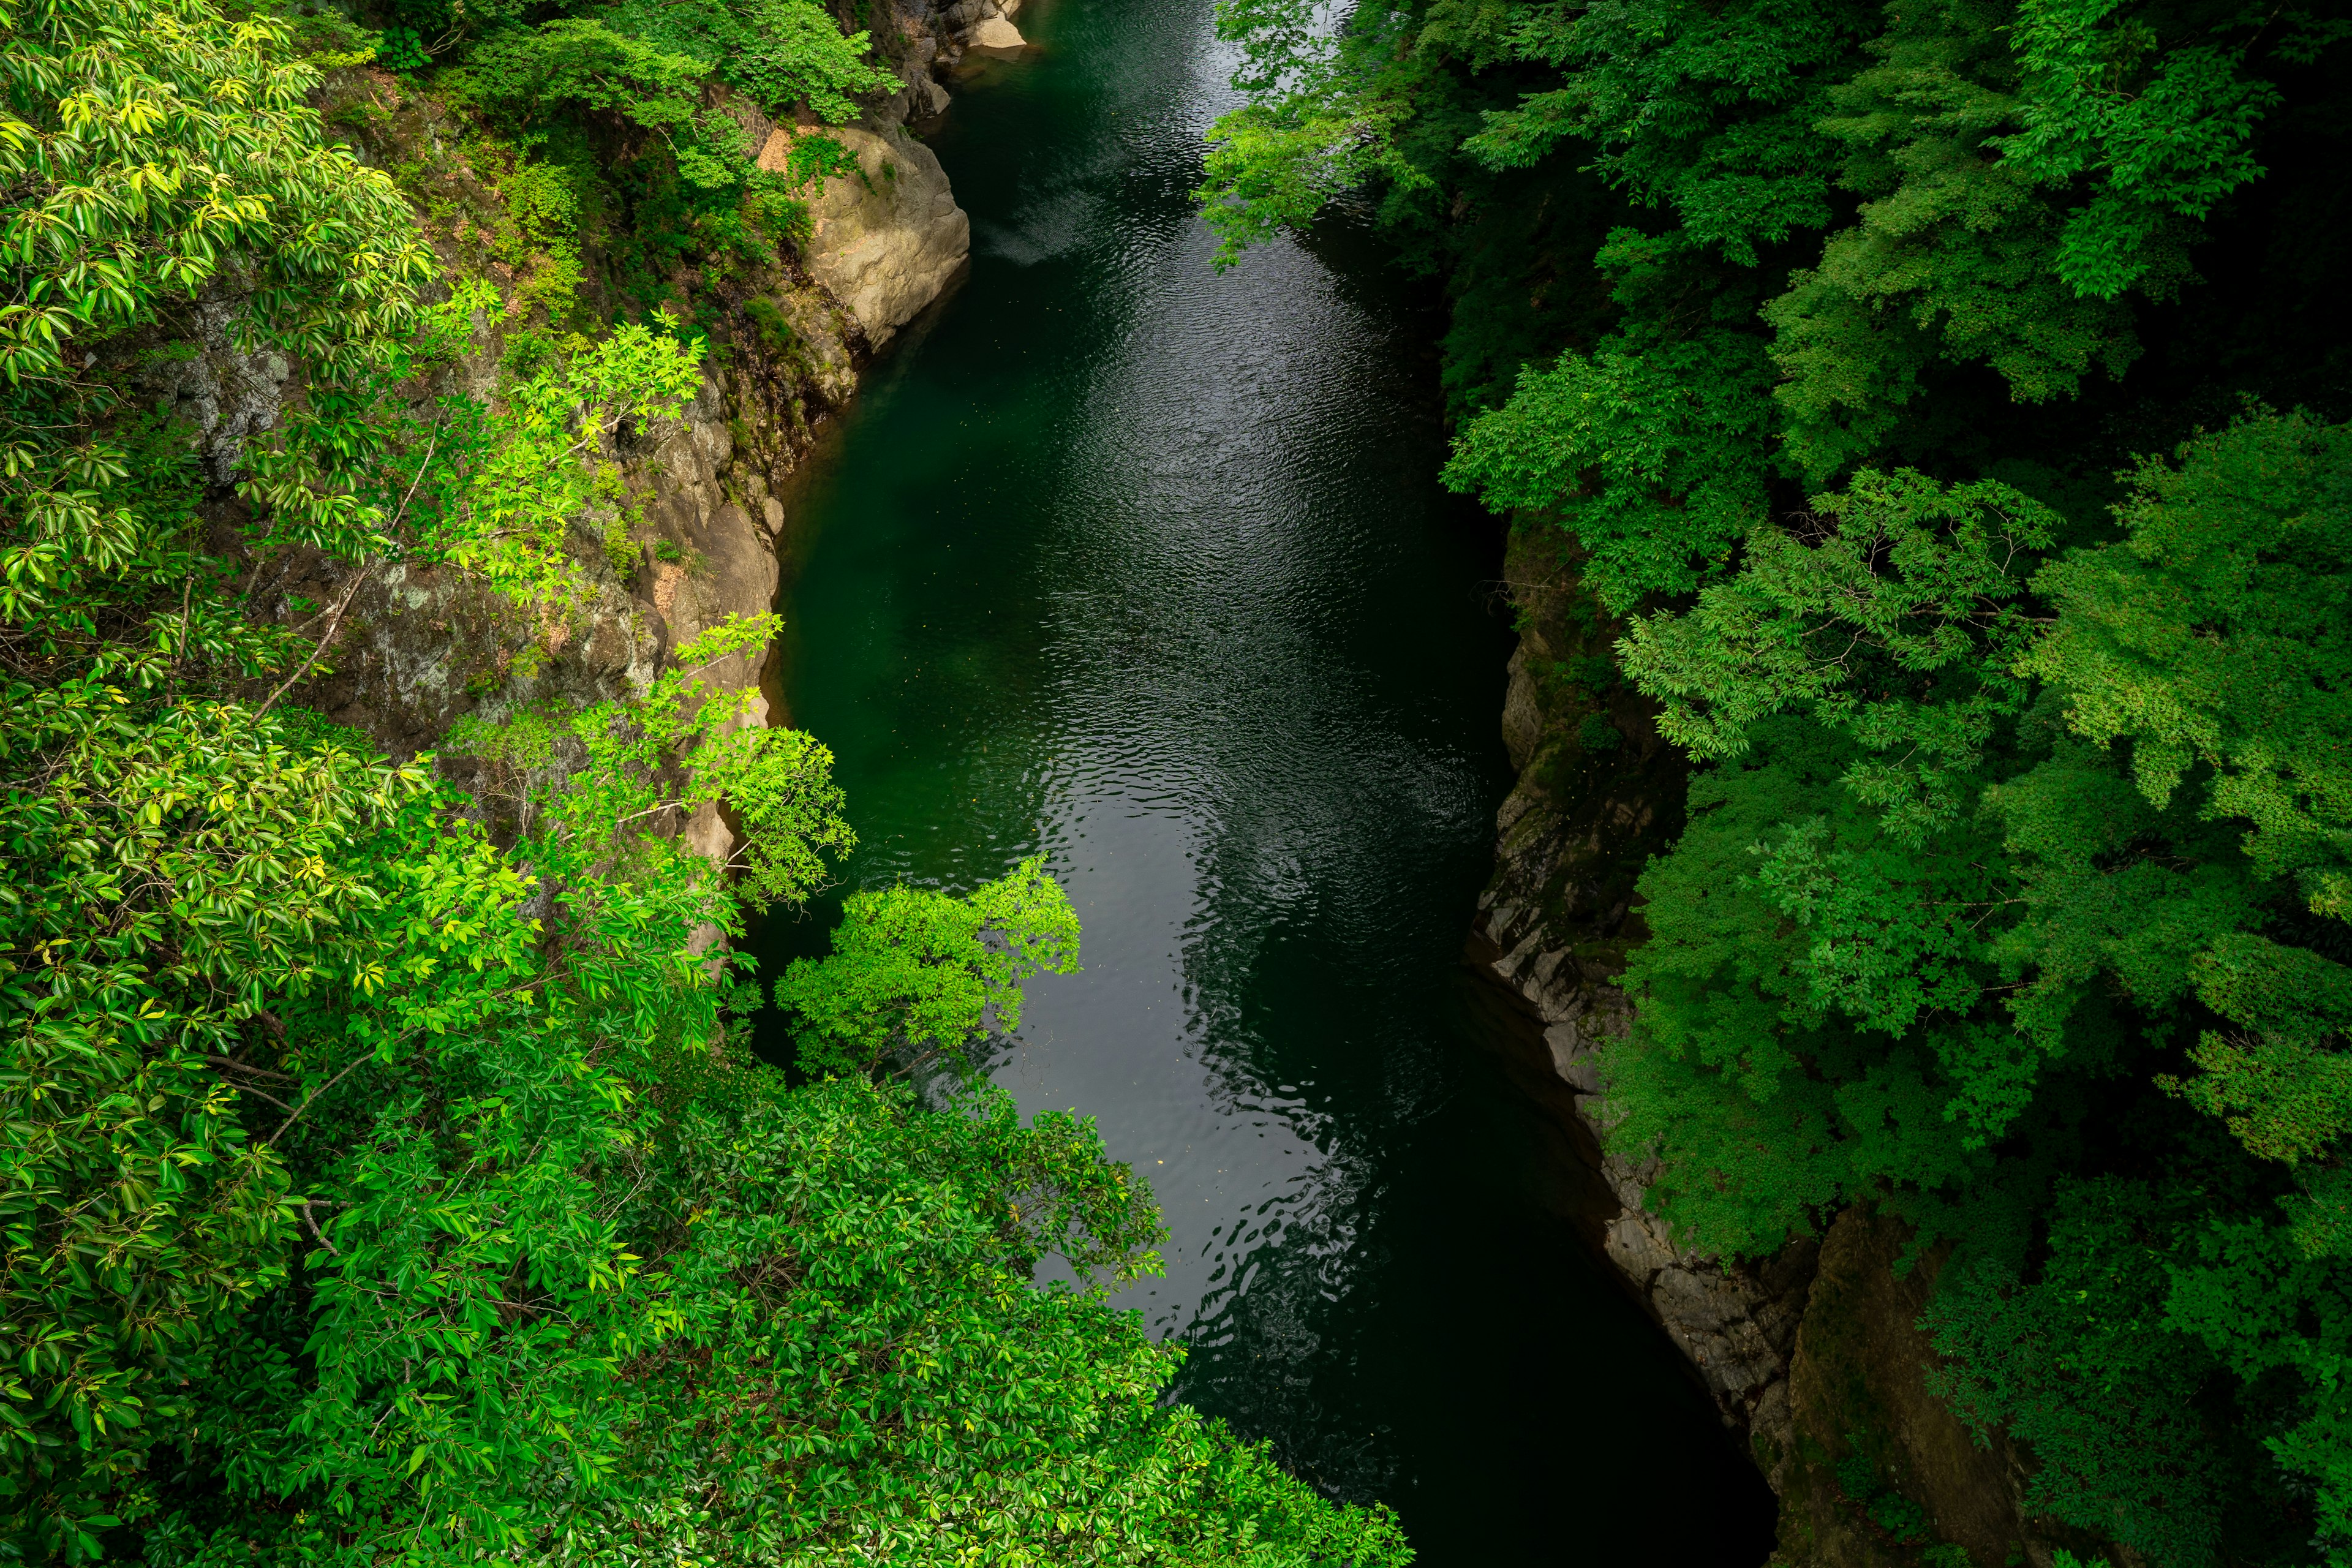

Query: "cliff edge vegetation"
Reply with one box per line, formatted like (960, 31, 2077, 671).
(1200, 1, 2352, 1564)
(0, 0, 1413, 1562)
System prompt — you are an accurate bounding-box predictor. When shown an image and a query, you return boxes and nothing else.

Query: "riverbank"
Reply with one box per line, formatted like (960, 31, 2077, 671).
(273, 3, 997, 798)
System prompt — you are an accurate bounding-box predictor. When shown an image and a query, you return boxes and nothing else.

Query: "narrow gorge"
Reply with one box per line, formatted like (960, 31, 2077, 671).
(7, 0, 2346, 1562)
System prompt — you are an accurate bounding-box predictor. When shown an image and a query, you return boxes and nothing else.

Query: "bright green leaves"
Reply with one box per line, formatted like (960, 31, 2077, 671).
(1611, 421, 2352, 1245)
(1757, 0, 2322, 475)
(2169, 933, 2352, 1168)
(1608, 413, 2352, 1555)
(448, 613, 855, 913)
(271, 823, 710, 1551)
(249, 281, 703, 650)
(1197, 0, 2351, 1550)
(431, 317, 704, 620)
(1997, 0, 2337, 297)
(1623, 469, 2053, 837)
(2045, 418, 2352, 1233)
(466, 18, 718, 135)
(562, 0, 897, 124)
(0, 0, 429, 388)
(776, 856, 1080, 1078)
(0, 0, 430, 695)
(175, 839, 1403, 1566)
(1200, 96, 1420, 270)
(1607, 715, 2033, 1254)
(1199, 0, 1877, 270)
(438, 0, 897, 295)
(1756, 816, 2003, 1039)
(1762, 0, 2143, 480)
(0, 695, 432, 1559)
(463, 0, 894, 184)
(0, 0, 465, 1516)
(720, 0, 899, 123)
(1444, 256, 1782, 611)
(1195, 0, 1431, 268)
(1444, 340, 1769, 606)
(1979, 735, 2259, 1049)
(519, 1072, 1409, 1568)
(2023, 410, 2352, 921)
(1465, 0, 1880, 265)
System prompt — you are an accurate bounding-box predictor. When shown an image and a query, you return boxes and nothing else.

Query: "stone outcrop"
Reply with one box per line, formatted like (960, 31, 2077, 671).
(1477, 526, 1815, 1460)
(759, 120, 970, 347)
(931, 0, 1027, 59)
(733, 0, 1066, 348)
(965, 15, 1027, 51)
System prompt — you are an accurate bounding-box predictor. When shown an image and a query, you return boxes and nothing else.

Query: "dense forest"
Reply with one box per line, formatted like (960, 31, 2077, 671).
(1200, 0, 2352, 1562)
(13, 0, 2352, 1554)
(0, 0, 1417, 1561)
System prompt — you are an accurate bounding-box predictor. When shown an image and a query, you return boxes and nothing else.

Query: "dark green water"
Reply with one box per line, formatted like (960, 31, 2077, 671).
(750, 0, 1776, 1558)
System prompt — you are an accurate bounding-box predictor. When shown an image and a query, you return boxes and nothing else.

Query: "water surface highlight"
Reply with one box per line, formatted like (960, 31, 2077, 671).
(752, 2, 1775, 1558)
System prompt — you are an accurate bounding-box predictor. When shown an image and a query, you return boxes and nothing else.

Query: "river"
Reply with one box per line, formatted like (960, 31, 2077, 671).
(748, 0, 1776, 1558)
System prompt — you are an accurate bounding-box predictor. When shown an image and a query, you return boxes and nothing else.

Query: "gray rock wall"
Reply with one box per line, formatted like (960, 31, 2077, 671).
(1475, 529, 1820, 1471)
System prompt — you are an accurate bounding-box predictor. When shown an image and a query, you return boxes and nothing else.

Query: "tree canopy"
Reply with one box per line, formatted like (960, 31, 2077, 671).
(1202, 0, 2352, 1561)
(0, 0, 1413, 1560)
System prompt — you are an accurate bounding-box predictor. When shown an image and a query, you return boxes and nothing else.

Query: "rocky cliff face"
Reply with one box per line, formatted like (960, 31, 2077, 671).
(755, 117, 970, 347)
(1478, 528, 2089, 1568)
(174, 5, 993, 855)
(1477, 526, 1819, 1462)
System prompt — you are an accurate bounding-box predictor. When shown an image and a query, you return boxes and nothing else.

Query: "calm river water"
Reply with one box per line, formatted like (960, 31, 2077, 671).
(749, 0, 1776, 1558)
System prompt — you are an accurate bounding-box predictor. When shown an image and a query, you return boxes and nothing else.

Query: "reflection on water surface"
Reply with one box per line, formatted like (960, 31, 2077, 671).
(751, 0, 1776, 1559)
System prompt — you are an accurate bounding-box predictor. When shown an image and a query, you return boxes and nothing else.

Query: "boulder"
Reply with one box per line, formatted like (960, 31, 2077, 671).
(758, 123, 970, 346)
(965, 15, 1026, 50)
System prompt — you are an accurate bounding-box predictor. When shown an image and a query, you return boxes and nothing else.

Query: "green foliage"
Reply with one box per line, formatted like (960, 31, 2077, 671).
(449, 614, 855, 908)
(1205, 0, 2350, 1556)
(1621, 469, 2055, 839)
(435, 311, 704, 616)
(589, 0, 897, 124)
(1592, 421, 2352, 1558)
(1443, 293, 1782, 610)
(1195, 0, 1443, 267)
(2021, 411, 2352, 923)
(377, 24, 428, 70)
(1758, 0, 2147, 478)
(1830, 1443, 1931, 1544)
(1575, 712, 1621, 753)
(416, 0, 891, 309)
(1460, 0, 1880, 264)
(0, 0, 1418, 1561)
(1923, 1180, 2231, 1564)
(775, 856, 1081, 1077)
(1994, 0, 2346, 298)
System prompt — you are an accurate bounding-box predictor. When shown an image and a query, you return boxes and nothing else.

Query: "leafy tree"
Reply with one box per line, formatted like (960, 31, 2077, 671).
(774, 856, 1082, 1078)
(0, 0, 1418, 1561)
(1200, 0, 2351, 1558)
